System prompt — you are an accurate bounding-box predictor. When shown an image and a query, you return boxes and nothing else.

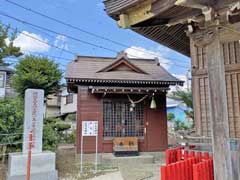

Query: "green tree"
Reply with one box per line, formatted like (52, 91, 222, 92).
(12, 55, 62, 97)
(169, 89, 194, 126)
(0, 97, 24, 153)
(43, 123, 59, 151)
(43, 117, 71, 151)
(0, 23, 22, 65)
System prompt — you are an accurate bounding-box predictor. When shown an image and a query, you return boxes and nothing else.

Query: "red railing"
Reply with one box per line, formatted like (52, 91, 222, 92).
(165, 147, 184, 165)
(162, 147, 214, 180)
(193, 159, 214, 180)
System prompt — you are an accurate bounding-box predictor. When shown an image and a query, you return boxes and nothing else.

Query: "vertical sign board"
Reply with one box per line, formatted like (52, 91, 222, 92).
(22, 89, 44, 154)
(80, 121, 98, 173)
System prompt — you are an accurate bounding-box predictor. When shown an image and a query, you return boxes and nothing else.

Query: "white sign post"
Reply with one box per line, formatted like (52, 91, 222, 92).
(22, 89, 44, 153)
(80, 121, 98, 174)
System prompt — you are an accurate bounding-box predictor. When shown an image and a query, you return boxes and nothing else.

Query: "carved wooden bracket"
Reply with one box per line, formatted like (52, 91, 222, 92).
(190, 28, 218, 47)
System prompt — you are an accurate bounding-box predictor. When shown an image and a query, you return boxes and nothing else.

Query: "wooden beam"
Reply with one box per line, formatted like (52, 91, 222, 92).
(205, 27, 233, 180)
(117, 0, 155, 28)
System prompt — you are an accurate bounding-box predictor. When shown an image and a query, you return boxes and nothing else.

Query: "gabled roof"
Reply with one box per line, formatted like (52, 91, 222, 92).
(65, 54, 184, 86)
(97, 54, 148, 74)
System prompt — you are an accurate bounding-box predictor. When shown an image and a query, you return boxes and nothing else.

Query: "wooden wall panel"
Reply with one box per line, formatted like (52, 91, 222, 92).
(191, 41, 240, 138)
(145, 95, 168, 151)
(76, 86, 103, 153)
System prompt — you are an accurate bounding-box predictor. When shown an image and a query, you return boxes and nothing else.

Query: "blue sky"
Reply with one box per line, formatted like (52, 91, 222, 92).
(0, 0, 191, 82)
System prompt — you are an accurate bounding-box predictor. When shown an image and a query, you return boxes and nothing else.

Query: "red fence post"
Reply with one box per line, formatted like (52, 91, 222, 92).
(189, 151, 195, 158)
(196, 151, 202, 161)
(170, 163, 177, 180)
(26, 131, 33, 180)
(193, 164, 200, 180)
(166, 149, 170, 165)
(184, 150, 189, 160)
(203, 152, 210, 160)
(161, 166, 167, 180)
(180, 161, 185, 180)
(176, 162, 181, 180)
(209, 159, 214, 180)
(177, 148, 181, 161)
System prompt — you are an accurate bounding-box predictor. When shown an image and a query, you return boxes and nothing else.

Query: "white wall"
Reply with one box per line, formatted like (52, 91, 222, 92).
(60, 88, 77, 115)
(0, 71, 6, 98)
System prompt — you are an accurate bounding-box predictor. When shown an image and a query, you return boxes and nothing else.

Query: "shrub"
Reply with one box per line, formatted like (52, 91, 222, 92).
(174, 119, 190, 131)
(43, 123, 59, 151)
(0, 97, 23, 153)
(65, 113, 76, 122)
(167, 113, 175, 121)
(55, 122, 71, 132)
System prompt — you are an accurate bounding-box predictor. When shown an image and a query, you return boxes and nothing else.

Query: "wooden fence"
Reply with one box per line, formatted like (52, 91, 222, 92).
(161, 147, 214, 180)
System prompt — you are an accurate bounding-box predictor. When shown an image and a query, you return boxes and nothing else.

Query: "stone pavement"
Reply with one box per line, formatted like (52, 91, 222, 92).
(101, 153, 164, 180)
(88, 171, 123, 180)
(119, 161, 162, 180)
(88, 161, 162, 180)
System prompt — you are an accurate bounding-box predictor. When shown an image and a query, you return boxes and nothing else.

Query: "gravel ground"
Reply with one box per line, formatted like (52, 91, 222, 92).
(0, 164, 6, 180)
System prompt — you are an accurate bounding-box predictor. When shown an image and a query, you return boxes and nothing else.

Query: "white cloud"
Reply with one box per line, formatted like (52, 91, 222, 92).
(9, 31, 50, 53)
(169, 73, 191, 92)
(54, 35, 69, 50)
(124, 46, 172, 69)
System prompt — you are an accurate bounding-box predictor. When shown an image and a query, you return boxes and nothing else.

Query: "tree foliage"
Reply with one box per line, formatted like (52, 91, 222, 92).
(174, 119, 190, 131)
(167, 113, 175, 121)
(43, 117, 71, 151)
(170, 90, 193, 109)
(43, 123, 59, 151)
(12, 55, 62, 97)
(0, 23, 22, 65)
(0, 97, 23, 152)
(169, 89, 194, 126)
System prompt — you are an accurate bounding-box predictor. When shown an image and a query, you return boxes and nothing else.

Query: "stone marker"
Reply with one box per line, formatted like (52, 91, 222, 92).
(22, 89, 44, 154)
(7, 89, 58, 180)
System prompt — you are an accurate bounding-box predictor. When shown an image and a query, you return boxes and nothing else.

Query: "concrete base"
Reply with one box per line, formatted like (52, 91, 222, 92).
(7, 152, 58, 180)
(7, 171, 58, 180)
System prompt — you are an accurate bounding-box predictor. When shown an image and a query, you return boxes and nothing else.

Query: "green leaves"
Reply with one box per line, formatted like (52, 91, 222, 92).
(0, 97, 24, 151)
(169, 89, 194, 126)
(43, 117, 72, 151)
(12, 55, 62, 97)
(0, 22, 22, 65)
(43, 123, 59, 151)
(167, 113, 175, 121)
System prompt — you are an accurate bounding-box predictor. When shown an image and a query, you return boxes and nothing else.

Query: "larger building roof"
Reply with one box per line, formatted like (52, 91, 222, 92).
(65, 53, 183, 86)
(104, 0, 238, 57)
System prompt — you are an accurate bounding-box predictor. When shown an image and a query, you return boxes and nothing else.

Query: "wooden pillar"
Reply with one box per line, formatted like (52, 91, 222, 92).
(191, 27, 233, 180)
(207, 28, 233, 180)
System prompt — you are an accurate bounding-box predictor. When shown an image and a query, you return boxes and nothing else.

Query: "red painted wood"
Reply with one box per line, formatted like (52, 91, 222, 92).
(161, 166, 167, 180)
(203, 152, 210, 160)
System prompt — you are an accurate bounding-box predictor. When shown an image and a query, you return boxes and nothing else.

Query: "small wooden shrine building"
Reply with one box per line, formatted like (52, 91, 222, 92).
(66, 52, 183, 153)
